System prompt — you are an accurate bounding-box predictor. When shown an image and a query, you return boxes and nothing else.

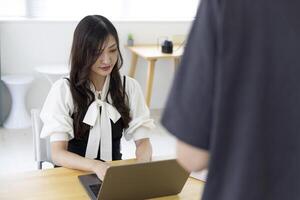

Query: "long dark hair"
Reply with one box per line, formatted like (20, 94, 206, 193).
(69, 15, 131, 139)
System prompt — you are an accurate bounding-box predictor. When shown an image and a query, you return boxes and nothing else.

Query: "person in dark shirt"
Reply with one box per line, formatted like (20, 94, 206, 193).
(161, 0, 300, 199)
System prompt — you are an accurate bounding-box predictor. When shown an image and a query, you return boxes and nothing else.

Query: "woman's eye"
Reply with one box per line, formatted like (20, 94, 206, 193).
(110, 49, 117, 53)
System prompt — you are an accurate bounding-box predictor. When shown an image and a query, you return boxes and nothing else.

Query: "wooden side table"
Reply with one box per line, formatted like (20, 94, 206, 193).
(126, 45, 183, 106)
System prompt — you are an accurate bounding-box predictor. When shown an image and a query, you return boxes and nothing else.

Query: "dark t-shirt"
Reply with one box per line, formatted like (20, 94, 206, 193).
(161, 0, 300, 200)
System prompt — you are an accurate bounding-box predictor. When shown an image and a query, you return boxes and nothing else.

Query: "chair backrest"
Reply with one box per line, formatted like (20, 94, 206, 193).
(31, 109, 52, 169)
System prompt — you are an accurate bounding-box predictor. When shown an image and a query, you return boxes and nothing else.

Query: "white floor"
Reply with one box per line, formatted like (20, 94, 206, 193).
(0, 110, 177, 175)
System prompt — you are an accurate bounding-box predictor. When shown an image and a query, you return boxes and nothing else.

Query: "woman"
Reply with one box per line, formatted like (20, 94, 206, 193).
(40, 15, 154, 180)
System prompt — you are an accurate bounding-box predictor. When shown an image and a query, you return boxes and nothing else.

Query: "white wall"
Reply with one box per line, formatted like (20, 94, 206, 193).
(0, 20, 192, 111)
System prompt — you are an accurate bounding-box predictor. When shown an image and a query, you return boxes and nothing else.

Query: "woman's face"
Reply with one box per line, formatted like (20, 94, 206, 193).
(90, 35, 118, 77)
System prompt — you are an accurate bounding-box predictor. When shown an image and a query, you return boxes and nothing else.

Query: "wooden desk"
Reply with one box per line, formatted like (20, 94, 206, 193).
(0, 159, 204, 200)
(126, 45, 184, 106)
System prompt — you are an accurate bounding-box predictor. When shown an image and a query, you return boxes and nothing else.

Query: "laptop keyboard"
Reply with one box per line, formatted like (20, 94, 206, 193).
(89, 183, 102, 197)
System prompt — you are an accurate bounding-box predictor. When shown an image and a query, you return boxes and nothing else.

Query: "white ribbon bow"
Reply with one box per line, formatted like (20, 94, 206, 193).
(82, 76, 121, 161)
(83, 99, 121, 161)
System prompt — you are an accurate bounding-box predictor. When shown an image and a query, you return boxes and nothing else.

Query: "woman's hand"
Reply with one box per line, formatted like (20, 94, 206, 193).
(135, 138, 153, 162)
(91, 160, 110, 180)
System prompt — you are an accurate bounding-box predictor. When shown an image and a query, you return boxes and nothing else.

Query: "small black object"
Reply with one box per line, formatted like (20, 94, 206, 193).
(161, 40, 173, 54)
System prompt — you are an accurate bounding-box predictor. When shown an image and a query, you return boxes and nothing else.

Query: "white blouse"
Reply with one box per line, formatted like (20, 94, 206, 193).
(40, 75, 155, 161)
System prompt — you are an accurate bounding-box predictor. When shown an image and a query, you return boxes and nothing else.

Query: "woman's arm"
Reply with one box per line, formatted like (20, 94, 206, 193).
(134, 138, 152, 162)
(51, 141, 109, 180)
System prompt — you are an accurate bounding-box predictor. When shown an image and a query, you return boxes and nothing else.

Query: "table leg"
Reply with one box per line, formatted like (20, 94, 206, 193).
(145, 60, 156, 106)
(174, 57, 181, 71)
(129, 53, 138, 77)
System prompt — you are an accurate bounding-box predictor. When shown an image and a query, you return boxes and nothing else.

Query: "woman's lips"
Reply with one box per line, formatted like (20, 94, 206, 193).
(99, 65, 111, 71)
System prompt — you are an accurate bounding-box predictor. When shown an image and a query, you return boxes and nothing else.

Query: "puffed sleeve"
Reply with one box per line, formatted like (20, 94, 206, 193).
(40, 78, 75, 142)
(123, 76, 155, 141)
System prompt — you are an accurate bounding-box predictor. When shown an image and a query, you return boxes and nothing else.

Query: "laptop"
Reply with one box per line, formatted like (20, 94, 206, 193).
(78, 159, 190, 200)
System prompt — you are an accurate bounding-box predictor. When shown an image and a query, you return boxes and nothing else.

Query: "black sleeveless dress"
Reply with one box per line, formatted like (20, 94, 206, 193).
(67, 115, 124, 161)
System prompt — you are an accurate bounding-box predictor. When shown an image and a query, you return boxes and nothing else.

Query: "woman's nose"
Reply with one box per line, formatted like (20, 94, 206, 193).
(100, 52, 111, 64)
